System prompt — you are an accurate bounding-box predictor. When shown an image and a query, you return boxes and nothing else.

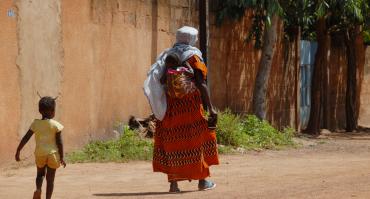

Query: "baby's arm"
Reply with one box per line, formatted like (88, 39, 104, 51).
(56, 132, 66, 167)
(15, 130, 34, 161)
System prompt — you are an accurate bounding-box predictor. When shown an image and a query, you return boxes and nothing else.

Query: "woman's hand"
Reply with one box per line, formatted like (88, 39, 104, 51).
(208, 108, 218, 129)
(15, 151, 20, 162)
(60, 159, 67, 168)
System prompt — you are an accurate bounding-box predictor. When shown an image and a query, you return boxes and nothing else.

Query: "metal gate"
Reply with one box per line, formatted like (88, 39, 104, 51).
(300, 40, 317, 128)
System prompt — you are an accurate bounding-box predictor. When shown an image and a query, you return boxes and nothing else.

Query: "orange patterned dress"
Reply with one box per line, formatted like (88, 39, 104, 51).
(153, 55, 219, 182)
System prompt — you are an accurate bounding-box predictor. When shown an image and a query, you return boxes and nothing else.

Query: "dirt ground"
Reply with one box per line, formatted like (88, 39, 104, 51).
(2, 133, 370, 199)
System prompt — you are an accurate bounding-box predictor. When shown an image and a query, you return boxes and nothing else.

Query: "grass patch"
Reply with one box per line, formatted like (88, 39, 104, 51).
(67, 127, 153, 163)
(67, 110, 296, 162)
(217, 110, 296, 151)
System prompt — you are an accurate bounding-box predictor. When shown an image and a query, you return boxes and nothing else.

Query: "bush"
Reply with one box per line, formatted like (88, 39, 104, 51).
(216, 110, 295, 150)
(67, 127, 153, 163)
(216, 110, 248, 146)
(67, 111, 296, 163)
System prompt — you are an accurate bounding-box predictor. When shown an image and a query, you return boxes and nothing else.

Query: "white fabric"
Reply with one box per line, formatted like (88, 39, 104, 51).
(176, 26, 198, 46)
(143, 26, 202, 120)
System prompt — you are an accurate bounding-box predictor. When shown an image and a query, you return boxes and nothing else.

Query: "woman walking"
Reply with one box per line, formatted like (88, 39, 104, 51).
(144, 26, 219, 192)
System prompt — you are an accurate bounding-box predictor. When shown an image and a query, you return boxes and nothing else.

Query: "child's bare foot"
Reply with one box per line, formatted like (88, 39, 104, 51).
(33, 190, 41, 199)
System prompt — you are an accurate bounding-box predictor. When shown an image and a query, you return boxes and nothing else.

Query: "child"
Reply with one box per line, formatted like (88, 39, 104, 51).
(15, 96, 66, 199)
(160, 53, 182, 85)
(161, 53, 196, 99)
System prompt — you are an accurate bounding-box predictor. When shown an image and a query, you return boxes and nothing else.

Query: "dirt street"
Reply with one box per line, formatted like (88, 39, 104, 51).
(2, 134, 370, 199)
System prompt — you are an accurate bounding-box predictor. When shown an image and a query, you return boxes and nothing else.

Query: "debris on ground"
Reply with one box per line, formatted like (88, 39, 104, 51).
(128, 114, 156, 138)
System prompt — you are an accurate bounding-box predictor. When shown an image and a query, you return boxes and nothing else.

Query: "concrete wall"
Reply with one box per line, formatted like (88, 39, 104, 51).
(0, 0, 198, 165)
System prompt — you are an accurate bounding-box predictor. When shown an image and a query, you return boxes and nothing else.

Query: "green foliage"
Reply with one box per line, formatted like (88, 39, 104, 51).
(364, 30, 370, 44)
(215, 0, 370, 42)
(67, 127, 153, 163)
(216, 110, 248, 146)
(316, 0, 370, 33)
(216, 110, 296, 150)
(242, 115, 296, 149)
(67, 112, 297, 163)
(281, 0, 317, 40)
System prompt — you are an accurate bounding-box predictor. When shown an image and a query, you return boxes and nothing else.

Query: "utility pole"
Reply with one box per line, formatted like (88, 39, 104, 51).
(198, 0, 208, 64)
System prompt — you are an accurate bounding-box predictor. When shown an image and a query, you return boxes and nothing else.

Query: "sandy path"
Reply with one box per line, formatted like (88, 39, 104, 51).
(2, 134, 370, 199)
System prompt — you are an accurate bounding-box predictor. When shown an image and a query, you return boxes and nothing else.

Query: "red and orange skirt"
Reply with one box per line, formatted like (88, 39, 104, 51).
(153, 90, 219, 182)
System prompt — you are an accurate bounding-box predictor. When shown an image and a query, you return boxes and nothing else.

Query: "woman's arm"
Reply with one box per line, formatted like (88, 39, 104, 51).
(15, 130, 34, 161)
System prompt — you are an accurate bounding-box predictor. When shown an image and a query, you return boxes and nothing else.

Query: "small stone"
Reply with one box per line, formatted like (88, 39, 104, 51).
(320, 129, 331, 135)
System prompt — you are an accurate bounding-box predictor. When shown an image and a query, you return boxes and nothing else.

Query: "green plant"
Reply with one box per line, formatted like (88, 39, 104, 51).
(364, 30, 370, 44)
(67, 127, 153, 163)
(216, 110, 296, 150)
(216, 109, 248, 146)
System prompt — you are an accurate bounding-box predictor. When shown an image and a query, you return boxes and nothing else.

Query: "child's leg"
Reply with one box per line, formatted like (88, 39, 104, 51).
(45, 166, 56, 199)
(36, 166, 46, 191)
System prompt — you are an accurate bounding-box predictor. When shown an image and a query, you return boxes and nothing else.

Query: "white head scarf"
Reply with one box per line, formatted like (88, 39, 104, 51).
(143, 26, 203, 120)
(176, 26, 199, 46)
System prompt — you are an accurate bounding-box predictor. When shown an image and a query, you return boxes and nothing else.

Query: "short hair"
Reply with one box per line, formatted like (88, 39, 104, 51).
(39, 97, 56, 113)
(165, 53, 180, 66)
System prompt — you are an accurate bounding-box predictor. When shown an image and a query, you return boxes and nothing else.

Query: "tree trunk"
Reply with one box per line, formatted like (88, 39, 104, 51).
(344, 26, 363, 132)
(252, 14, 279, 120)
(304, 18, 329, 135)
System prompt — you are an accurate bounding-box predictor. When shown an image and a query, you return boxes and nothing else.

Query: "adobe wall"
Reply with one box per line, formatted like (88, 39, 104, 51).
(359, 47, 370, 127)
(0, 0, 20, 164)
(208, 11, 299, 129)
(0, 0, 198, 165)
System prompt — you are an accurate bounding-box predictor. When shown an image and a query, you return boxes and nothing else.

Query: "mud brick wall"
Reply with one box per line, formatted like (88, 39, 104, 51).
(0, 0, 198, 165)
(208, 11, 299, 129)
(359, 48, 370, 127)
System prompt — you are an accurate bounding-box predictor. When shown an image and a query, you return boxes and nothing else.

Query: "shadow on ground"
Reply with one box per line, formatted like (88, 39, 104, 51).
(93, 190, 196, 197)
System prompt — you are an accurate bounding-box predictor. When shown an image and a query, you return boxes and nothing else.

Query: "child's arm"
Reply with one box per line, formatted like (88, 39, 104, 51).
(15, 130, 34, 161)
(56, 132, 66, 168)
(194, 69, 218, 128)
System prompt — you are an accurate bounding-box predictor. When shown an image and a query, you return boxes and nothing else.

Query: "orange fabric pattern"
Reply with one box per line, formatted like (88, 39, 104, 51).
(187, 55, 207, 79)
(153, 55, 219, 182)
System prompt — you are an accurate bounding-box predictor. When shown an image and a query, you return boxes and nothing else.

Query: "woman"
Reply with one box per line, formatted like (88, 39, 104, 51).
(144, 26, 219, 192)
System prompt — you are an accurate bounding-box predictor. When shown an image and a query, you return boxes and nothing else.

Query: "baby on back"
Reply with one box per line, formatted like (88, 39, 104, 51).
(161, 53, 196, 98)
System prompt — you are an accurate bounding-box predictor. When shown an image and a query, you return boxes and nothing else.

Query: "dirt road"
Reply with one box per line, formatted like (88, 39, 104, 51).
(2, 134, 370, 199)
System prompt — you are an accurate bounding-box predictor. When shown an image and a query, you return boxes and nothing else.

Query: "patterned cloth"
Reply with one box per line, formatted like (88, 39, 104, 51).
(153, 55, 219, 182)
(166, 66, 196, 99)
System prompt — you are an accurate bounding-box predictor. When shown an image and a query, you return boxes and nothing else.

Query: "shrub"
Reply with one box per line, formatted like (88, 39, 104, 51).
(216, 110, 295, 150)
(67, 127, 153, 163)
(216, 110, 248, 146)
(67, 111, 296, 163)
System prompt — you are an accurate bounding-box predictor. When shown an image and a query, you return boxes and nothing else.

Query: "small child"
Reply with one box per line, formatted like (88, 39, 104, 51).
(160, 53, 182, 85)
(15, 96, 66, 199)
(161, 53, 196, 99)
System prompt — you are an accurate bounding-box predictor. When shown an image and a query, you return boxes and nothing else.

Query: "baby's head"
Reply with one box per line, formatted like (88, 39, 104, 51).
(165, 53, 180, 68)
(39, 97, 56, 119)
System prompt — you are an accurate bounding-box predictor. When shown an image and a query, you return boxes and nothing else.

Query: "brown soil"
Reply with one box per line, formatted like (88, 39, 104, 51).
(2, 133, 370, 199)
